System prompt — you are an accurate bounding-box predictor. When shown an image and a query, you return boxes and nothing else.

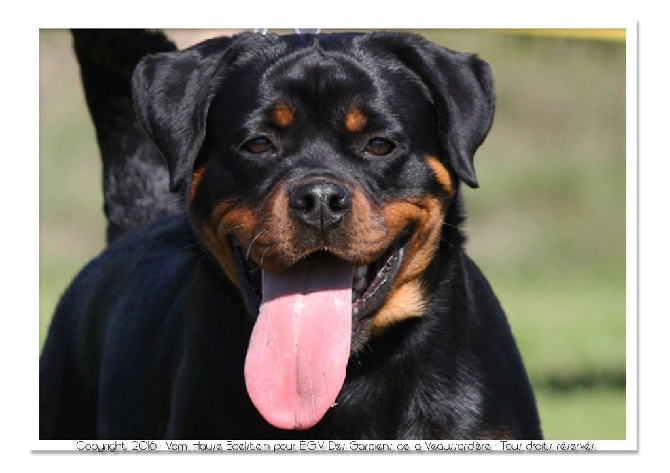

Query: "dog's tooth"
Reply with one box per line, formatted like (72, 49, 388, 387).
(354, 277, 368, 291)
(355, 266, 367, 278)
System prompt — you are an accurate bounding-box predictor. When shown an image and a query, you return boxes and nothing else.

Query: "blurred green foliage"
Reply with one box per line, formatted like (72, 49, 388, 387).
(39, 29, 627, 440)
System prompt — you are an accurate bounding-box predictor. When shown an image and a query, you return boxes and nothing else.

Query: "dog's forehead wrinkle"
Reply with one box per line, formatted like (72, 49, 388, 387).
(216, 39, 428, 136)
(260, 45, 376, 103)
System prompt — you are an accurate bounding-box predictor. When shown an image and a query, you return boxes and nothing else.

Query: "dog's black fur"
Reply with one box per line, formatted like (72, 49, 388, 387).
(40, 30, 542, 440)
(72, 30, 184, 243)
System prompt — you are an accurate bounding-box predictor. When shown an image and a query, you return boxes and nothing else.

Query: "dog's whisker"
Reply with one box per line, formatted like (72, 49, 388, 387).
(260, 247, 270, 267)
(246, 229, 267, 261)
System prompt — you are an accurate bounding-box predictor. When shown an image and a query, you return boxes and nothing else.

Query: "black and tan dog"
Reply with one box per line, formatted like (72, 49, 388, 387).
(40, 30, 542, 440)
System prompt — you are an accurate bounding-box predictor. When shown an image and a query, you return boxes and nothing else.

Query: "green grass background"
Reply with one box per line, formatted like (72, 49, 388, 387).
(39, 29, 627, 440)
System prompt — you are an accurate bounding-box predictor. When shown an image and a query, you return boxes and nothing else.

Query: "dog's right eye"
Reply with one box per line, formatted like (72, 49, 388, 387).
(364, 137, 395, 157)
(241, 136, 276, 155)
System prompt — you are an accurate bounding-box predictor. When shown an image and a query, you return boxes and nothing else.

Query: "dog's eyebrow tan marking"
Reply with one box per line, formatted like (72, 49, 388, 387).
(426, 156, 454, 196)
(345, 107, 368, 133)
(272, 103, 294, 128)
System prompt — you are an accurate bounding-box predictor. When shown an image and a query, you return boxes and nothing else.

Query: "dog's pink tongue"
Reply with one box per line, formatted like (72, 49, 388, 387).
(244, 256, 353, 430)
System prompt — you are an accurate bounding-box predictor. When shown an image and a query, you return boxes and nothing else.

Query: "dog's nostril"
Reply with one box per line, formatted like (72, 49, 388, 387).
(289, 180, 351, 229)
(329, 191, 351, 212)
(291, 193, 316, 211)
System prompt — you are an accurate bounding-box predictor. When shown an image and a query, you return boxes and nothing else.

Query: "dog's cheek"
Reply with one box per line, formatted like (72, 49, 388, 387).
(371, 196, 445, 332)
(186, 166, 238, 286)
(197, 223, 240, 287)
(257, 190, 294, 269)
(383, 197, 445, 283)
(343, 189, 397, 264)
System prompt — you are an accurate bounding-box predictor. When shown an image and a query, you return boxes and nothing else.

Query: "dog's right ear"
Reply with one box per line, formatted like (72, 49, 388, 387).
(361, 33, 495, 189)
(132, 37, 233, 191)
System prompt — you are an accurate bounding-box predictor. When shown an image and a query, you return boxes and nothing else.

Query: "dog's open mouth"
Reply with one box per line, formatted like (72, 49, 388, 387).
(232, 237, 406, 322)
(231, 234, 407, 431)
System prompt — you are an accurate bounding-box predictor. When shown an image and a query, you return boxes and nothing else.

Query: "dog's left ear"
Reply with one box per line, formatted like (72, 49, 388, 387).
(365, 34, 495, 188)
(132, 37, 233, 191)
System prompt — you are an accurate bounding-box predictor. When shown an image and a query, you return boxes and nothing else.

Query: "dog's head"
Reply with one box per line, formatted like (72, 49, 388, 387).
(132, 32, 494, 431)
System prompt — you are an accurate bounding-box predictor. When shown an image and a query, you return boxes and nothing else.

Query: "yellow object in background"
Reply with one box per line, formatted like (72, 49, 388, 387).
(506, 29, 626, 42)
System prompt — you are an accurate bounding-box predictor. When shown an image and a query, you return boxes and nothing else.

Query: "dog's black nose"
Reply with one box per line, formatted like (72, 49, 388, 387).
(289, 180, 352, 230)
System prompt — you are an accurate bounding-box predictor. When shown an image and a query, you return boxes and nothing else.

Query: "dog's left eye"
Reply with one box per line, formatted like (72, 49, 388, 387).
(364, 138, 395, 156)
(241, 136, 276, 155)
